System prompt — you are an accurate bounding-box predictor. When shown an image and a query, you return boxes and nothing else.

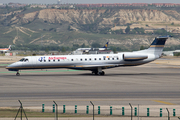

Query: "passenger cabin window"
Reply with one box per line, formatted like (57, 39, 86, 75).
(104, 58, 106, 60)
(99, 58, 101, 60)
(53, 60, 55, 62)
(89, 58, 91, 61)
(94, 58, 96, 60)
(44, 60, 46, 62)
(117, 58, 119, 60)
(112, 58, 114, 60)
(108, 58, 110, 60)
(71, 59, 73, 61)
(85, 59, 87, 61)
(49, 60, 51, 62)
(58, 59, 60, 62)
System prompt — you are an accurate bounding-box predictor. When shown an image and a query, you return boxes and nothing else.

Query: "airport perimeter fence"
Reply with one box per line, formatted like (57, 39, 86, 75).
(39, 104, 180, 117)
(4, 100, 180, 119)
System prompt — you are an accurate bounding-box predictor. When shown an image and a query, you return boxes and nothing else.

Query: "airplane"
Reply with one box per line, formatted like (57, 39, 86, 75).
(6, 36, 171, 76)
(76, 42, 109, 52)
(0, 45, 11, 53)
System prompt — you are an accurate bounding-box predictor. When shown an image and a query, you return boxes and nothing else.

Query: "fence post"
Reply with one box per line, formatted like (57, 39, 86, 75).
(134, 107, 137, 116)
(90, 101, 94, 120)
(160, 108, 162, 117)
(53, 101, 58, 120)
(98, 106, 100, 115)
(173, 109, 176, 116)
(166, 108, 170, 120)
(42, 104, 45, 112)
(63, 105, 66, 113)
(110, 106, 112, 115)
(86, 106, 89, 114)
(53, 104, 55, 113)
(122, 107, 125, 115)
(75, 105, 77, 114)
(129, 103, 133, 120)
(147, 108, 149, 117)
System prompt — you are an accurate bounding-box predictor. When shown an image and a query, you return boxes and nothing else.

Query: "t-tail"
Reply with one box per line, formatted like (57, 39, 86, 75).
(141, 35, 172, 57)
(103, 42, 109, 49)
(8, 45, 11, 51)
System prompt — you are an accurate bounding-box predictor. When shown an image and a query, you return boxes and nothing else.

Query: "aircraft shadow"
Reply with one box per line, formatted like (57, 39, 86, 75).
(3, 72, 180, 77)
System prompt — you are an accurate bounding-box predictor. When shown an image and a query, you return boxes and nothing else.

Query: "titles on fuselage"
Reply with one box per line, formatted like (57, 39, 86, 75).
(38, 56, 67, 61)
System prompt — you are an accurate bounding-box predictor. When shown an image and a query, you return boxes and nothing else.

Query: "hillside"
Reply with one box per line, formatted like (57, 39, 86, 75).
(0, 8, 180, 51)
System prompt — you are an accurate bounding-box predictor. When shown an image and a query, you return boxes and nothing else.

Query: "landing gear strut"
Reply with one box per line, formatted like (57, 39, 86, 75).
(16, 71, 20, 76)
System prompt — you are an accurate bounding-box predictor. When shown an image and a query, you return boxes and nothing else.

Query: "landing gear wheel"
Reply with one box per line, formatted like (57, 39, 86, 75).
(99, 71, 105, 75)
(16, 72, 20, 76)
(101, 71, 105, 75)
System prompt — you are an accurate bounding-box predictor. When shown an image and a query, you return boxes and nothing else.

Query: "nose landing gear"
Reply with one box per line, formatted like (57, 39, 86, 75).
(16, 71, 20, 76)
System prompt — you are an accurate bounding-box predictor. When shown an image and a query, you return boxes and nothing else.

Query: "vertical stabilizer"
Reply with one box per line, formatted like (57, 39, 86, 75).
(103, 42, 109, 49)
(8, 45, 11, 51)
(141, 35, 171, 57)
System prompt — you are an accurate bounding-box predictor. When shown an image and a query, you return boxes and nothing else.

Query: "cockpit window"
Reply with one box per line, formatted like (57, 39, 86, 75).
(19, 58, 29, 62)
(24, 59, 29, 62)
(19, 58, 25, 62)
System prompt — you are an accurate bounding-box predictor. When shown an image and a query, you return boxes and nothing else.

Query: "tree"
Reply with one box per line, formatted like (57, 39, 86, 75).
(125, 25, 130, 34)
(81, 43, 85, 48)
(134, 27, 145, 34)
(140, 45, 145, 50)
(45, 48, 49, 53)
(174, 52, 180, 57)
(112, 47, 117, 53)
(61, 47, 66, 52)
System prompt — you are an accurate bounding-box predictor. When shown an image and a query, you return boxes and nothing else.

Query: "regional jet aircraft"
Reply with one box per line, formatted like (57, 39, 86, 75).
(6, 36, 171, 76)
(0, 45, 11, 53)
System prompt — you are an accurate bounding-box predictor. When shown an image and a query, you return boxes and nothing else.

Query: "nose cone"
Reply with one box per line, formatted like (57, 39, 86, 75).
(6, 62, 20, 71)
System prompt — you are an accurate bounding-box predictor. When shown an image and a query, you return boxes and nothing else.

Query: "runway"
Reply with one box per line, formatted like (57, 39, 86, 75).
(0, 61, 180, 107)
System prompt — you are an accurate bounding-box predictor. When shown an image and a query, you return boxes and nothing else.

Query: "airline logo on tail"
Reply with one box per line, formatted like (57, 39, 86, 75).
(8, 45, 11, 50)
(103, 42, 109, 49)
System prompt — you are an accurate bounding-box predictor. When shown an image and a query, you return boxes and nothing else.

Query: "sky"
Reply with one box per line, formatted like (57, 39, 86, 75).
(0, 0, 180, 4)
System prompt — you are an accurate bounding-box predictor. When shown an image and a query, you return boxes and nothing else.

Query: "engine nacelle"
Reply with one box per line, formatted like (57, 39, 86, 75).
(123, 54, 148, 61)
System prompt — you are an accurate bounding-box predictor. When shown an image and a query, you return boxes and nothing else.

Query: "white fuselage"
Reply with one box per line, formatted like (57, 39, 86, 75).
(6, 52, 157, 71)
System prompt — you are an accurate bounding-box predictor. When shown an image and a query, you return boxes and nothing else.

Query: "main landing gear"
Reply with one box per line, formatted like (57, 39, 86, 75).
(16, 71, 20, 76)
(92, 71, 105, 75)
(92, 67, 105, 75)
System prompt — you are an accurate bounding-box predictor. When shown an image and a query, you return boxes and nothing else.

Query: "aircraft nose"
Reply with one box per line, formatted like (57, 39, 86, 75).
(6, 62, 20, 71)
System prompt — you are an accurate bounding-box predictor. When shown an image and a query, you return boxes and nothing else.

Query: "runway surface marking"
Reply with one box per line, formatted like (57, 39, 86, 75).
(0, 69, 78, 73)
(152, 100, 176, 105)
